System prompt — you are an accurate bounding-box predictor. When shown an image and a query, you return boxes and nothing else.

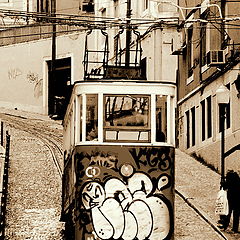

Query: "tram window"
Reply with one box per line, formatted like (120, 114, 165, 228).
(79, 95, 82, 141)
(86, 94, 98, 141)
(104, 95, 150, 127)
(104, 95, 150, 142)
(156, 95, 167, 142)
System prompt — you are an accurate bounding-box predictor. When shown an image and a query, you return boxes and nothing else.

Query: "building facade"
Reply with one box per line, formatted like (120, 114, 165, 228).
(0, 0, 93, 116)
(0, 0, 179, 119)
(177, 0, 240, 172)
(93, 0, 179, 83)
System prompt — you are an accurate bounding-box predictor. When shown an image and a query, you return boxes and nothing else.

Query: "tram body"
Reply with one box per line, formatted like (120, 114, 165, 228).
(62, 80, 176, 240)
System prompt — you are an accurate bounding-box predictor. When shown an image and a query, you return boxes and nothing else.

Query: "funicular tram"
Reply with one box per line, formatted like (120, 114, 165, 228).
(61, 28, 176, 240)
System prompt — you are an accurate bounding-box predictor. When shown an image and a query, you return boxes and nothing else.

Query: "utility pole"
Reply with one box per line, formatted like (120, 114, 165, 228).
(51, 0, 56, 115)
(26, 0, 29, 24)
(125, 0, 131, 67)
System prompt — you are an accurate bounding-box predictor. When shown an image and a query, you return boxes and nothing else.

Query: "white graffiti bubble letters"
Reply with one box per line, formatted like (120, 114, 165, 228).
(128, 172, 153, 196)
(100, 198, 125, 239)
(158, 174, 170, 192)
(145, 195, 170, 239)
(105, 178, 132, 209)
(128, 199, 153, 239)
(122, 211, 138, 240)
(81, 172, 172, 240)
(91, 207, 114, 239)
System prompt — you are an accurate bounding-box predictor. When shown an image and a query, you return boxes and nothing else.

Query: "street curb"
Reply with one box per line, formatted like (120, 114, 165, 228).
(175, 188, 228, 240)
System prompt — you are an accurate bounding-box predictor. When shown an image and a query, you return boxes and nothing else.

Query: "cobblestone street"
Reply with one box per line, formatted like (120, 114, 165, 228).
(175, 194, 223, 240)
(0, 109, 233, 240)
(1, 110, 64, 239)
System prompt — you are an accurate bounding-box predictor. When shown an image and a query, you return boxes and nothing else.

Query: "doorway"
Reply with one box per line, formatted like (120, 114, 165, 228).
(48, 57, 72, 119)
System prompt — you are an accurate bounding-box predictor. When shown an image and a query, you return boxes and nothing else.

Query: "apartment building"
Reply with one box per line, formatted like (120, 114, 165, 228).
(93, 0, 179, 83)
(177, 0, 240, 172)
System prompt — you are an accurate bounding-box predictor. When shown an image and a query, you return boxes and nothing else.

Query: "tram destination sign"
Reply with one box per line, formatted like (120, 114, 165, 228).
(104, 65, 142, 79)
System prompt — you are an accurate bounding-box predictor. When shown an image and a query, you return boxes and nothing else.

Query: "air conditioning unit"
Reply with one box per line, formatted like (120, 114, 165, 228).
(206, 50, 225, 66)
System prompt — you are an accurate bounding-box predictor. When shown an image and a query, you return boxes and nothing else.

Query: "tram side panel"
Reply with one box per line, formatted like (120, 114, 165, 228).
(67, 144, 175, 240)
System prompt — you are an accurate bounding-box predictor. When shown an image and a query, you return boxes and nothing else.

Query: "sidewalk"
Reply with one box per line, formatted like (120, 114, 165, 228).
(175, 149, 240, 240)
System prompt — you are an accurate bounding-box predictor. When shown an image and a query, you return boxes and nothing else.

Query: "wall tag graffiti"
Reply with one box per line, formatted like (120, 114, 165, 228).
(27, 71, 39, 83)
(8, 68, 22, 80)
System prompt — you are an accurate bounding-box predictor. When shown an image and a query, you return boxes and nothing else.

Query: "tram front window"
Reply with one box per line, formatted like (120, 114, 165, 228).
(86, 94, 98, 141)
(104, 95, 150, 142)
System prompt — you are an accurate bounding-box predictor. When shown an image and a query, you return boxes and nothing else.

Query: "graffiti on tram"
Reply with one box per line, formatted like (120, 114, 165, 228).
(74, 146, 174, 240)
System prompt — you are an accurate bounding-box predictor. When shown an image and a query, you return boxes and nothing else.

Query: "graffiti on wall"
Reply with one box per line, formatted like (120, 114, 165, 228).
(27, 71, 43, 98)
(27, 71, 39, 84)
(74, 146, 174, 240)
(8, 68, 22, 81)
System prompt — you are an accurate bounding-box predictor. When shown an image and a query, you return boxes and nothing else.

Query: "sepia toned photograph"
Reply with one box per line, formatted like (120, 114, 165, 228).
(0, 0, 239, 239)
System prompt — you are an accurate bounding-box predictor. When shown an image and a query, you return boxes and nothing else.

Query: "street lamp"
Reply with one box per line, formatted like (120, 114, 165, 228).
(216, 85, 230, 186)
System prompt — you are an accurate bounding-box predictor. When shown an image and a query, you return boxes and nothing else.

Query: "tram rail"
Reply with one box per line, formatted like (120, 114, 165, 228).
(0, 113, 63, 177)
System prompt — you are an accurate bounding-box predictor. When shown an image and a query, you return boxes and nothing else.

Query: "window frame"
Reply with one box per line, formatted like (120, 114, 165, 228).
(201, 100, 206, 141)
(191, 106, 196, 146)
(186, 110, 190, 149)
(103, 94, 151, 130)
(187, 26, 194, 78)
(207, 96, 212, 138)
(103, 94, 151, 142)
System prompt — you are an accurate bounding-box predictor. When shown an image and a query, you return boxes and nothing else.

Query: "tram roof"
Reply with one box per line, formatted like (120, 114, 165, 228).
(72, 80, 176, 95)
(74, 79, 177, 86)
(72, 80, 176, 96)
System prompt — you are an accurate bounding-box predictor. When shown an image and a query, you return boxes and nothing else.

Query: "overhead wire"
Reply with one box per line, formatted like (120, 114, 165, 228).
(0, 26, 87, 39)
(0, 8, 182, 32)
(0, 2, 239, 42)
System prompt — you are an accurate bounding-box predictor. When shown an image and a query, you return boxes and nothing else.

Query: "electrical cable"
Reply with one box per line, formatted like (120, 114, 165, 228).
(0, 4, 240, 41)
(0, 26, 87, 39)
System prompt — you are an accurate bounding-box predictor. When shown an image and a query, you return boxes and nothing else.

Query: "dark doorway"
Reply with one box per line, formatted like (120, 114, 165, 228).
(48, 57, 72, 119)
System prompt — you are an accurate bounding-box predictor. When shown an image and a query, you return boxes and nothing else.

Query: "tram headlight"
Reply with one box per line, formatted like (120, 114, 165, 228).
(120, 163, 134, 177)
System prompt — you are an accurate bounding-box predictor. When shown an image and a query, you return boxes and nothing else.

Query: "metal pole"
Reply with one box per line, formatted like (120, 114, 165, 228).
(125, 0, 131, 67)
(220, 104, 226, 186)
(26, 0, 29, 24)
(0, 122, 3, 147)
(51, 0, 56, 114)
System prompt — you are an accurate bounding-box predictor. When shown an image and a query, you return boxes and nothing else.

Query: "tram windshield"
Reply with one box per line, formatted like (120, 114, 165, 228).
(73, 92, 171, 144)
(104, 95, 149, 127)
(104, 95, 150, 142)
